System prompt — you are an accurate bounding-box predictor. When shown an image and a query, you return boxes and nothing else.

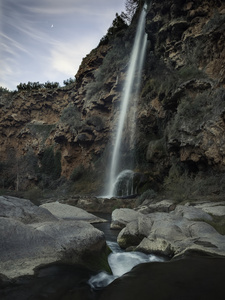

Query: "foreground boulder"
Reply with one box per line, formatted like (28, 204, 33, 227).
(0, 196, 108, 279)
(0, 195, 57, 223)
(116, 202, 225, 258)
(99, 257, 225, 300)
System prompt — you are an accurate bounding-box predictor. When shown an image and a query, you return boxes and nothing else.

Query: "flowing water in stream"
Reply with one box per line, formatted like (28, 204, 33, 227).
(89, 214, 164, 290)
(88, 241, 164, 289)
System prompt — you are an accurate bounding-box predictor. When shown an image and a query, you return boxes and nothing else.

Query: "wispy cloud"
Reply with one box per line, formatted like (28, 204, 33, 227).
(25, 0, 124, 17)
(49, 37, 100, 75)
(0, 32, 30, 56)
(1, 0, 125, 90)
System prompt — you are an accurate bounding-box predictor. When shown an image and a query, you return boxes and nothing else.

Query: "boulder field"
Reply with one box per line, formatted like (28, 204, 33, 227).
(1, 194, 225, 284)
(111, 199, 225, 259)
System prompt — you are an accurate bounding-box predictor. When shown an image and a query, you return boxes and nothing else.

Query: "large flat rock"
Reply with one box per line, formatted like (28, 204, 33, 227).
(40, 202, 106, 223)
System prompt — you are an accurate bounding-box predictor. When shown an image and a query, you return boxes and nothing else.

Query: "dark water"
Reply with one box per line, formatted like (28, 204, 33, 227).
(99, 256, 225, 300)
(1, 213, 225, 299)
(0, 264, 96, 300)
(93, 212, 119, 242)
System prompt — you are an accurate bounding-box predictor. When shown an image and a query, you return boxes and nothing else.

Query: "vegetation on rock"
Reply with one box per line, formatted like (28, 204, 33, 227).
(0, 0, 225, 199)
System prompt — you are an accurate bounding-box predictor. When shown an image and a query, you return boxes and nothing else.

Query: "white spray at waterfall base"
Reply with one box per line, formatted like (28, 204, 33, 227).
(106, 4, 148, 198)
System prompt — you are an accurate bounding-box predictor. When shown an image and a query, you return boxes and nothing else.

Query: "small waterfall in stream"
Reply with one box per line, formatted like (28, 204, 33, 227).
(88, 241, 164, 289)
(89, 215, 165, 290)
(106, 4, 148, 198)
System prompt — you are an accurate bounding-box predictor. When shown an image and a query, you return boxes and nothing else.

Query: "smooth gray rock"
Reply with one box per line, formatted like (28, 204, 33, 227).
(117, 214, 153, 248)
(111, 208, 141, 229)
(0, 217, 58, 278)
(138, 199, 175, 214)
(115, 204, 225, 258)
(0, 197, 107, 279)
(0, 195, 57, 223)
(40, 202, 106, 223)
(0, 217, 105, 279)
(195, 202, 225, 217)
(171, 205, 213, 221)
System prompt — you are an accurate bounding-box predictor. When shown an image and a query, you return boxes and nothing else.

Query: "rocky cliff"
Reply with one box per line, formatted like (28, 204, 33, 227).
(0, 0, 225, 198)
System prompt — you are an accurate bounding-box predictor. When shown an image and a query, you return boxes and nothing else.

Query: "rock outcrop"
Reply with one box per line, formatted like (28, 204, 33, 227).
(113, 201, 225, 258)
(138, 0, 225, 191)
(0, 0, 225, 196)
(0, 196, 108, 279)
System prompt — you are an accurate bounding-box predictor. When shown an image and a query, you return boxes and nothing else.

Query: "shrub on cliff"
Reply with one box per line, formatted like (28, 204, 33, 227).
(0, 86, 11, 95)
(60, 103, 82, 134)
(70, 165, 84, 182)
(63, 77, 76, 86)
(17, 81, 60, 91)
(40, 147, 61, 181)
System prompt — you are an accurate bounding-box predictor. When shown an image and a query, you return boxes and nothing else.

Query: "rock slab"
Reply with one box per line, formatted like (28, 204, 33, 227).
(116, 201, 225, 258)
(0, 196, 107, 279)
(40, 202, 106, 223)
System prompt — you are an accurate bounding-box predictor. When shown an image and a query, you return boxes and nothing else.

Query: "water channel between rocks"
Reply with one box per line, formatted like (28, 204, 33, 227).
(2, 213, 225, 300)
(90, 213, 165, 290)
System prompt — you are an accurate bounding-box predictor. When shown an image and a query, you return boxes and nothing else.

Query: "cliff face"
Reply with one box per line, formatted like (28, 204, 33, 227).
(1, 0, 225, 196)
(139, 0, 225, 192)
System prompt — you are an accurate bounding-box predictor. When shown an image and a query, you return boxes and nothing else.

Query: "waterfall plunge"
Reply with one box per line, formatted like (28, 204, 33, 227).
(106, 4, 148, 198)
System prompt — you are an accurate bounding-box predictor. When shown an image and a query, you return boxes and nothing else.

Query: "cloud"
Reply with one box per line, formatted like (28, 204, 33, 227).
(24, 0, 124, 16)
(49, 37, 99, 75)
(0, 32, 30, 56)
(1, 0, 126, 90)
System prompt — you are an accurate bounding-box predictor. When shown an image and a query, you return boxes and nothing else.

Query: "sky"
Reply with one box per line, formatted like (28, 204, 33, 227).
(0, 0, 126, 91)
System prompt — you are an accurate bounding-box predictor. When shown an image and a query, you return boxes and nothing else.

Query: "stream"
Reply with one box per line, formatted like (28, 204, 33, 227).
(89, 214, 165, 289)
(91, 214, 225, 300)
(1, 214, 225, 299)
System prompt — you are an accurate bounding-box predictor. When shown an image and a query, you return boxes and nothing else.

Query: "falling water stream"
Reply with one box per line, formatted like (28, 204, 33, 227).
(91, 2, 155, 292)
(106, 4, 148, 197)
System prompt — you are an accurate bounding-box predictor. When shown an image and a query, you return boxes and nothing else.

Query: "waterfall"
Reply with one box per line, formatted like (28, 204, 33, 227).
(113, 169, 134, 197)
(106, 4, 148, 198)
